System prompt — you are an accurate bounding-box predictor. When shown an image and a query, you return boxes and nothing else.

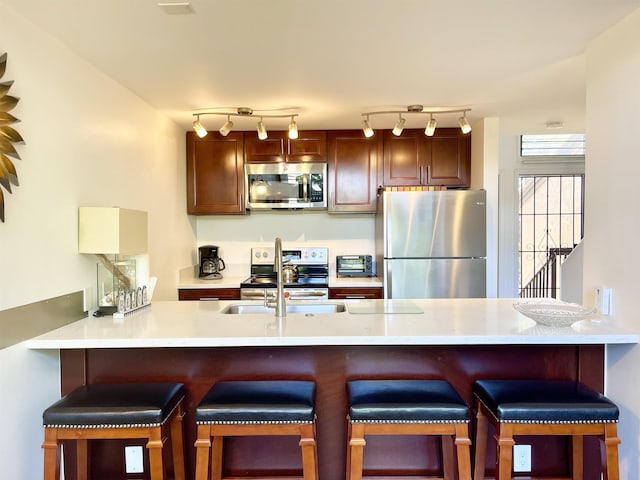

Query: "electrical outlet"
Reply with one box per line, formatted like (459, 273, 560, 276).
(124, 446, 144, 474)
(594, 287, 612, 315)
(513, 444, 531, 472)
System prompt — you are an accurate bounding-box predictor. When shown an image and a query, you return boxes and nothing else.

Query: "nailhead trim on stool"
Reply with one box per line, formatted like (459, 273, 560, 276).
(346, 380, 472, 480)
(41, 382, 186, 480)
(472, 379, 621, 480)
(194, 380, 318, 480)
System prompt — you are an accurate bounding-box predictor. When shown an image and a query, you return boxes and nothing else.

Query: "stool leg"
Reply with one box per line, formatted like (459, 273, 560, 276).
(602, 423, 621, 480)
(454, 423, 472, 480)
(473, 406, 488, 480)
(211, 434, 224, 480)
(495, 423, 515, 480)
(76, 439, 88, 480)
(42, 429, 61, 480)
(194, 425, 212, 480)
(147, 427, 165, 480)
(299, 423, 318, 480)
(571, 434, 583, 480)
(170, 408, 186, 480)
(347, 423, 366, 480)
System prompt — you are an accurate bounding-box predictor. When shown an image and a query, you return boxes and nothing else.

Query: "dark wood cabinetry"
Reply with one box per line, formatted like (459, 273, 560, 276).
(327, 131, 382, 213)
(186, 131, 245, 215)
(178, 288, 241, 301)
(329, 287, 383, 299)
(382, 128, 470, 188)
(245, 130, 327, 163)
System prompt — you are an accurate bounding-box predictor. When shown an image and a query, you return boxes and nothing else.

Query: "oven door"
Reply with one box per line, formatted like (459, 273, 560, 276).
(240, 287, 328, 301)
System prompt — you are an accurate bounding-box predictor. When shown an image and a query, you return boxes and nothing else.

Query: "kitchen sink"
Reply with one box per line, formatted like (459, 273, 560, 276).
(220, 302, 346, 315)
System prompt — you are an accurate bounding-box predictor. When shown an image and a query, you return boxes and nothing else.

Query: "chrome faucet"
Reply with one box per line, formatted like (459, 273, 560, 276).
(274, 237, 286, 318)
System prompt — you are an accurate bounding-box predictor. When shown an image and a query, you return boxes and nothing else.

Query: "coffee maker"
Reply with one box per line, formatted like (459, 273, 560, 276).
(198, 245, 226, 279)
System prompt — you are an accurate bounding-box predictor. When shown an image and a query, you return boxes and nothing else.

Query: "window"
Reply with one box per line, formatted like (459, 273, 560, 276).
(518, 174, 584, 298)
(520, 134, 586, 157)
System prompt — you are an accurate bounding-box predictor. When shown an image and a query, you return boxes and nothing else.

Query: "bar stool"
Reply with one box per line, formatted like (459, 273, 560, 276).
(194, 380, 318, 480)
(473, 379, 620, 480)
(42, 382, 186, 480)
(346, 379, 472, 480)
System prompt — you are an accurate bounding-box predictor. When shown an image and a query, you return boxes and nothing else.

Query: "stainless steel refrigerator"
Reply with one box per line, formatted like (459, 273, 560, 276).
(375, 190, 486, 299)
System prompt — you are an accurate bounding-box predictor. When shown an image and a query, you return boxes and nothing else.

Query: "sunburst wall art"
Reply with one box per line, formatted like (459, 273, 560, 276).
(0, 52, 24, 223)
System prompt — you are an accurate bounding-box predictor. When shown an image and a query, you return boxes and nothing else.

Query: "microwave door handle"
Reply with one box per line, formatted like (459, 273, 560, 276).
(302, 174, 309, 202)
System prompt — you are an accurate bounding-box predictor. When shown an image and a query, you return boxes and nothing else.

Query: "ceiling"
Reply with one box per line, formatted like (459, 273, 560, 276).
(5, 0, 640, 134)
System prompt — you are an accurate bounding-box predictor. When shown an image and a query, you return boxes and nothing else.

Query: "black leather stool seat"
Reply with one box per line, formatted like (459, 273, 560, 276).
(474, 379, 619, 424)
(196, 380, 316, 425)
(43, 382, 186, 428)
(347, 380, 469, 423)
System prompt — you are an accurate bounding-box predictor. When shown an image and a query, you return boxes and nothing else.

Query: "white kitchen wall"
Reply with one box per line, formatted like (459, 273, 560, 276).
(0, 3, 195, 311)
(585, 7, 640, 476)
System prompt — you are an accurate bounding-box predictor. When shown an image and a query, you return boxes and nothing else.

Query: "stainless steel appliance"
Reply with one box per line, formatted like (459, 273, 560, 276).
(376, 190, 486, 299)
(245, 163, 327, 210)
(199, 245, 226, 279)
(336, 255, 374, 277)
(240, 246, 329, 300)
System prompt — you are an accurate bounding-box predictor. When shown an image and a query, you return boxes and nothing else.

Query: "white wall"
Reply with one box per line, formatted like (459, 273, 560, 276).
(584, 7, 640, 476)
(0, 3, 196, 311)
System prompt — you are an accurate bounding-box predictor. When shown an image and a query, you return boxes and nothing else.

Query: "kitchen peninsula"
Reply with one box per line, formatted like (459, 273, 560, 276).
(28, 299, 639, 479)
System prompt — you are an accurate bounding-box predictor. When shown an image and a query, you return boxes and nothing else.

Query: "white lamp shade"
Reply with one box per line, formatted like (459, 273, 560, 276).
(79, 207, 148, 254)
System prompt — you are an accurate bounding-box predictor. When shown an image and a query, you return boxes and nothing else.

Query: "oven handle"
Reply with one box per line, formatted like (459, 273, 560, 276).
(288, 291, 327, 300)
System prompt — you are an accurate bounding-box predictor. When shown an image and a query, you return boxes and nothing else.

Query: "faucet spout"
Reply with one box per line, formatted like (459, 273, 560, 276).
(274, 237, 286, 318)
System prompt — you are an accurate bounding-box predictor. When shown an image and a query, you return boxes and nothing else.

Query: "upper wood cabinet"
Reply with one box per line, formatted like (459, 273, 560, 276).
(382, 128, 470, 188)
(186, 131, 246, 215)
(245, 130, 327, 163)
(328, 131, 382, 213)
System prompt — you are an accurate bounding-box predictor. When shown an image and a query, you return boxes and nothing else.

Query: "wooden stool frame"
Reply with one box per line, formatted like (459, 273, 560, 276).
(473, 399, 621, 480)
(346, 420, 472, 480)
(42, 399, 186, 480)
(194, 421, 319, 480)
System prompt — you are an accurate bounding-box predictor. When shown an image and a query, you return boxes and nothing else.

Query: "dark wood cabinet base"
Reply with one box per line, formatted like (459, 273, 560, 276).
(59, 344, 604, 479)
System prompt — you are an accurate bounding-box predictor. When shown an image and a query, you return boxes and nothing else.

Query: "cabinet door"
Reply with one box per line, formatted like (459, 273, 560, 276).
(288, 131, 327, 162)
(178, 288, 241, 301)
(382, 130, 429, 186)
(328, 131, 381, 213)
(426, 129, 471, 188)
(329, 287, 383, 299)
(245, 131, 286, 163)
(186, 132, 245, 214)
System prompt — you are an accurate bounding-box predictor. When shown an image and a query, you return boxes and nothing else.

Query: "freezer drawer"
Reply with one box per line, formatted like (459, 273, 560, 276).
(384, 258, 486, 299)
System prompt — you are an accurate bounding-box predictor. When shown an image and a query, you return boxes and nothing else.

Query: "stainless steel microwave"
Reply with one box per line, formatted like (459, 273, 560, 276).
(245, 163, 327, 210)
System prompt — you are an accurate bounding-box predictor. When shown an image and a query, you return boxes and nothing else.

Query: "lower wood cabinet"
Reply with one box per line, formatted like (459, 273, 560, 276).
(178, 288, 241, 301)
(329, 287, 383, 299)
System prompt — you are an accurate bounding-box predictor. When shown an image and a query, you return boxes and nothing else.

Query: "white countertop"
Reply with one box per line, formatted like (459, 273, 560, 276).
(26, 299, 639, 350)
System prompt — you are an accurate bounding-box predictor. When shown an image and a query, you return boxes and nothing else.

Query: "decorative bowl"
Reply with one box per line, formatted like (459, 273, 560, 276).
(513, 299, 596, 327)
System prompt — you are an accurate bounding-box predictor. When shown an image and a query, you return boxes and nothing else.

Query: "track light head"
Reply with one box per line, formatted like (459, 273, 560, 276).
(288, 116, 298, 140)
(458, 114, 472, 134)
(392, 115, 406, 136)
(257, 118, 268, 140)
(425, 115, 437, 136)
(362, 116, 374, 138)
(219, 115, 234, 136)
(193, 116, 208, 138)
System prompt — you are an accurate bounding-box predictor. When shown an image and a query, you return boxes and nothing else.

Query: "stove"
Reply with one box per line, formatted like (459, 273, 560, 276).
(240, 246, 329, 300)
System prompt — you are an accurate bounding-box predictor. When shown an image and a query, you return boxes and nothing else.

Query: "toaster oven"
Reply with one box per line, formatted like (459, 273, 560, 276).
(336, 255, 374, 277)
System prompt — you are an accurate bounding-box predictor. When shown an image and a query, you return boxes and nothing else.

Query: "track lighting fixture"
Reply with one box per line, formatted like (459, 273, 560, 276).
(191, 107, 300, 140)
(218, 115, 234, 136)
(256, 118, 268, 140)
(362, 115, 374, 138)
(392, 114, 406, 136)
(192, 115, 207, 138)
(288, 116, 298, 140)
(458, 112, 472, 134)
(360, 105, 472, 137)
(425, 114, 437, 137)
